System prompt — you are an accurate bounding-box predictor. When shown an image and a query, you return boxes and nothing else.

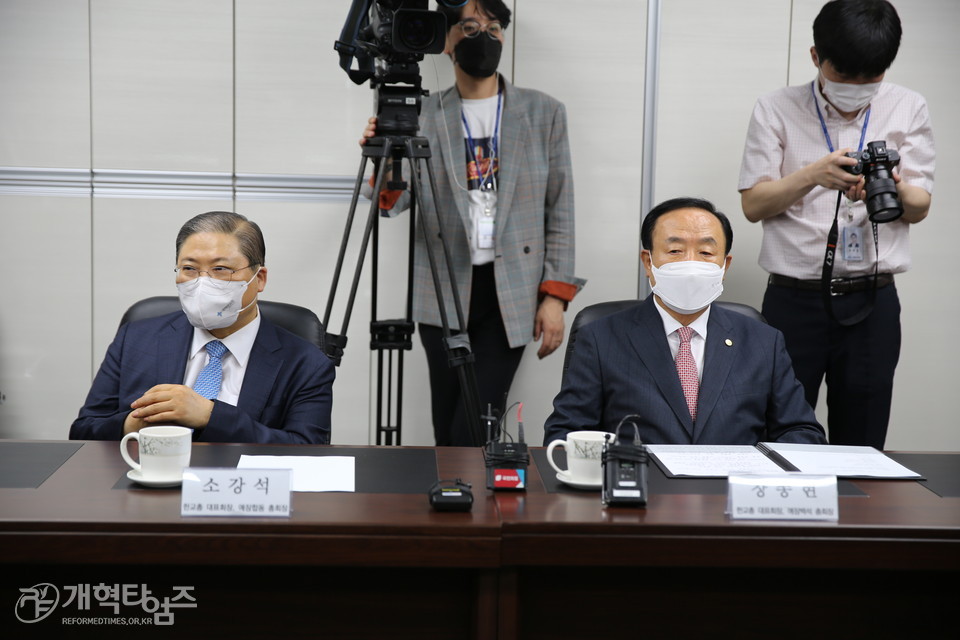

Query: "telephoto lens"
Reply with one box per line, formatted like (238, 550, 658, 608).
(844, 140, 903, 223)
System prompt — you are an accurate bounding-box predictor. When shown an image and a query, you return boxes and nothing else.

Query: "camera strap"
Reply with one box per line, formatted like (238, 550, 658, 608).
(334, 0, 375, 85)
(813, 82, 878, 326)
(820, 191, 880, 326)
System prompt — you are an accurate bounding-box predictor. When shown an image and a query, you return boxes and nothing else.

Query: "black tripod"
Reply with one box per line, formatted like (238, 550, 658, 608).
(322, 134, 486, 447)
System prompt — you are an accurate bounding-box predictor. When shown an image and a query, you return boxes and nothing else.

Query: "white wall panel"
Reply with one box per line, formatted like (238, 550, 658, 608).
(90, 0, 233, 172)
(235, 0, 371, 175)
(90, 198, 234, 363)
(787, 0, 821, 84)
(871, 0, 960, 451)
(509, 0, 648, 445)
(0, 0, 91, 168)
(235, 199, 437, 446)
(1, 0, 957, 450)
(515, 0, 646, 304)
(0, 196, 91, 439)
(657, 0, 791, 312)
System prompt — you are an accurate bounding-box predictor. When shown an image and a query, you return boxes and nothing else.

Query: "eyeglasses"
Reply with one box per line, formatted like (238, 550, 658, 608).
(456, 18, 504, 40)
(174, 265, 255, 281)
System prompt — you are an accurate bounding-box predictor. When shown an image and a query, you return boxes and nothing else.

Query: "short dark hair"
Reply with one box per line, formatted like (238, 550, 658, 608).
(641, 197, 733, 255)
(176, 211, 266, 267)
(438, 0, 511, 32)
(813, 0, 901, 78)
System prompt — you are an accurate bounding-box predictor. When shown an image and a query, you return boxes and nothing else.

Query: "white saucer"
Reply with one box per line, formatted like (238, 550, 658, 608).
(127, 469, 182, 488)
(556, 471, 601, 491)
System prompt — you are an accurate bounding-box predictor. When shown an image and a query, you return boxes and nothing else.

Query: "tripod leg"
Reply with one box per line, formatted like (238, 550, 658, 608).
(341, 159, 391, 336)
(406, 141, 486, 447)
(370, 200, 413, 446)
(323, 153, 369, 330)
(322, 141, 396, 364)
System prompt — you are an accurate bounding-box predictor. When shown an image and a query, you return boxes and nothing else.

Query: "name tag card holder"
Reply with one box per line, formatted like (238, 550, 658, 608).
(727, 473, 838, 522)
(181, 468, 292, 518)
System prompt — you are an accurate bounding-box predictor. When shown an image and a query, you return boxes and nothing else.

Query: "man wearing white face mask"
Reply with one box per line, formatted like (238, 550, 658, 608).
(544, 198, 825, 447)
(738, 0, 935, 450)
(70, 211, 335, 444)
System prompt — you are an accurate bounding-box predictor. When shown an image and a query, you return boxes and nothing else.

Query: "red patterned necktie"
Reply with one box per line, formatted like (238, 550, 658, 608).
(675, 326, 699, 422)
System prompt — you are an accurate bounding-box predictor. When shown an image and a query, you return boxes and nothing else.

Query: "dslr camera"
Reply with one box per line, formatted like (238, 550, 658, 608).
(843, 140, 904, 223)
(335, 1, 455, 138)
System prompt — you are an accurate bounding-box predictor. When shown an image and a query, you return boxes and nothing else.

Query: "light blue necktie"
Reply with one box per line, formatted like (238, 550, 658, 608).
(193, 340, 227, 400)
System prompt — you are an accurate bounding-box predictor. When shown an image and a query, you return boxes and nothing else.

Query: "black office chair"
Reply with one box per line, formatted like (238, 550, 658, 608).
(119, 296, 325, 350)
(562, 299, 765, 372)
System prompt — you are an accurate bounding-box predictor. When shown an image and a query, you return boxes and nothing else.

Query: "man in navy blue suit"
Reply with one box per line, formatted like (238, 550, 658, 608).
(70, 211, 335, 444)
(544, 197, 825, 446)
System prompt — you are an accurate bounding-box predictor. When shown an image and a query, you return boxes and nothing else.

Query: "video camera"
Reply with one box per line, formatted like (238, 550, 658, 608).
(843, 140, 904, 223)
(335, 0, 462, 138)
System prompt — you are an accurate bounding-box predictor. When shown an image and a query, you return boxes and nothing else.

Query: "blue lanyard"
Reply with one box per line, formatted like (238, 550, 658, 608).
(812, 81, 881, 327)
(461, 87, 502, 189)
(811, 80, 870, 154)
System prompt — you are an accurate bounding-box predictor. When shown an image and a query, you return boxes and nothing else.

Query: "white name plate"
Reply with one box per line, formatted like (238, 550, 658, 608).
(726, 473, 838, 521)
(181, 467, 292, 518)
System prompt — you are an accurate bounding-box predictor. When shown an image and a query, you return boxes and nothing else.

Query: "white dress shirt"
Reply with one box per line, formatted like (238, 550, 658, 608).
(182, 311, 261, 406)
(738, 78, 935, 280)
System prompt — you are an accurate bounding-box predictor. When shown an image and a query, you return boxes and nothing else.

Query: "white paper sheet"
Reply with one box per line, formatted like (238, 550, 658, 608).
(759, 443, 921, 478)
(237, 455, 355, 492)
(646, 445, 785, 477)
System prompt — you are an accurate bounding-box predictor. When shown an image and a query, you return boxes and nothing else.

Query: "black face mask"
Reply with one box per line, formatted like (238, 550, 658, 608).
(454, 35, 502, 78)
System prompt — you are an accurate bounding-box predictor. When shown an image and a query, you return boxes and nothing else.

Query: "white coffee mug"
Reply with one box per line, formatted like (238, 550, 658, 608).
(120, 426, 193, 482)
(546, 430, 609, 485)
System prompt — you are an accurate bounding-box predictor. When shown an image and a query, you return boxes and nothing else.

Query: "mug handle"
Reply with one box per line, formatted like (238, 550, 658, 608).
(120, 431, 141, 473)
(546, 439, 568, 476)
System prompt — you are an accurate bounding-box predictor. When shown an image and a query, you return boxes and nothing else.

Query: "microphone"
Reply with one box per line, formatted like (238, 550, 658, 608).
(484, 401, 528, 491)
(601, 415, 649, 507)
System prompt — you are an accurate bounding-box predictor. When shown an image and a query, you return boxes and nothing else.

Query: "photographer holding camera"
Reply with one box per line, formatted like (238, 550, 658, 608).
(361, 0, 584, 446)
(738, 0, 935, 449)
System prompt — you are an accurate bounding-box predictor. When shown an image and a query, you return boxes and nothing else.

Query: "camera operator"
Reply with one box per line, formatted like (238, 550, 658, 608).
(361, 0, 584, 446)
(738, 0, 935, 449)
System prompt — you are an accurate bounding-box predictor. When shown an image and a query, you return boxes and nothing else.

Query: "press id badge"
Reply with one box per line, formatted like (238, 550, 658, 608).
(477, 215, 495, 250)
(841, 224, 864, 262)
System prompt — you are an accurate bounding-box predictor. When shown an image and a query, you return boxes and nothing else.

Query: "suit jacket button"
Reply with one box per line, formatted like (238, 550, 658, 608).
(523, 246, 531, 254)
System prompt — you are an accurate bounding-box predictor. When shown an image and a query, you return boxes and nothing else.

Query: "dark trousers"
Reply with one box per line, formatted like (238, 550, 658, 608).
(419, 263, 526, 446)
(762, 282, 901, 449)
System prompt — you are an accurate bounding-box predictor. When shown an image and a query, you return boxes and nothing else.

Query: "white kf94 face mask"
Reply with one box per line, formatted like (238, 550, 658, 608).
(177, 269, 259, 331)
(820, 72, 880, 113)
(650, 261, 725, 315)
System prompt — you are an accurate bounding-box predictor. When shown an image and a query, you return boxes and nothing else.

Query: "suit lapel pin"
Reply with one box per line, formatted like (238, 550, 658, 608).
(725, 338, 733, 346)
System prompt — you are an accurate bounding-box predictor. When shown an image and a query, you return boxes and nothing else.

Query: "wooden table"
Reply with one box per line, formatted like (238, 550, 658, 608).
(1, 440, 500, 639)
(494, 449, 960, 640)
(1, 441, 957, 639)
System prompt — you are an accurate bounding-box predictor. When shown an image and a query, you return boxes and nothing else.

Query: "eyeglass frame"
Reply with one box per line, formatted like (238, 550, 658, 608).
(455, 18, 505, 40)
(174, 264, 257, 281)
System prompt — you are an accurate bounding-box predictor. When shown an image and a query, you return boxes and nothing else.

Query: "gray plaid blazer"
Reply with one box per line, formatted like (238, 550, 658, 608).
(390, 77, 585, 348)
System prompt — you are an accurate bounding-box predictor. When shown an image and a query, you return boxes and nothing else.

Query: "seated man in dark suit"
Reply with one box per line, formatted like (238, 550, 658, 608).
(70, 211, 335, 444)
(544, 197, 825, 446)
